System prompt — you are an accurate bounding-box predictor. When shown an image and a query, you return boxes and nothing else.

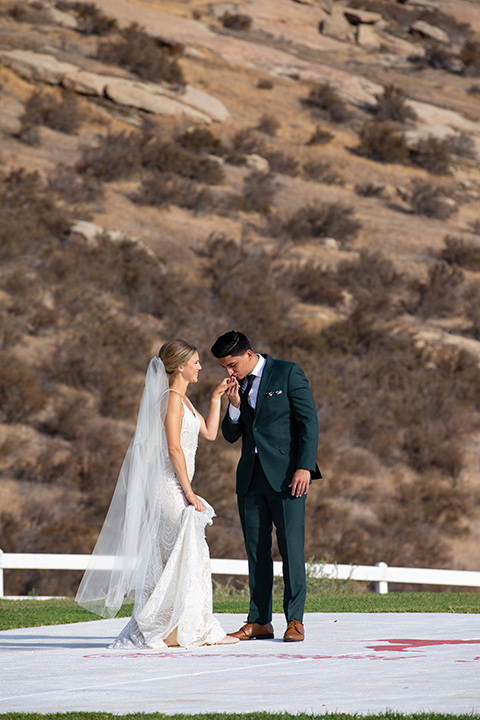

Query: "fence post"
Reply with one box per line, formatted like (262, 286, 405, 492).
(375, 561, 388, 594)
(0, 549, 4, 598)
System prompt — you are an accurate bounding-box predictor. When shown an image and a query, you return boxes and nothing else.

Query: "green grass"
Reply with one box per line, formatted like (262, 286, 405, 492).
(0, 592, 479, 631)
(0, 713, 479, 720)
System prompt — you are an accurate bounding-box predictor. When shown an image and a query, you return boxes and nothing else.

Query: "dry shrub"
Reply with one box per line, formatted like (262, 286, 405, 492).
(240, 171, 278, 214)
(303, 160, 344, 185)
(291, 264, 344, 306)
(48, 232, 166, 316)
(402, 426, 463, 479)
(3, 268, 56, 333)
(141, 137, 225, 184)
(257, 78, 274, 90)
(204, 233, 291, 345)
(175, 127, 224, 156)
(18, 90, 84, 141)
(373, 84, 417, 123)
(355, 121, 410, 164)
(306, 126, 333, 145)
(0, 352, 46, 422)
(410, 135, 453, 175)
(336, 250, 401, 313)
(97, 22, 185, 84)
(464, 282, 480, 340)
(256, 113, 280, 136)
(50, 309, 151, 418)
(267, 202, 361, 246)
(14, 440, 80, 487)
(221, 12, 252, 31)
(303, 83, 351, 123)
(440, 235, 480, 272)
(0, 168, 69, 262)
(77, 131, 141, 181)
(354, 181, 385, 197)
(134, 170, 214, 212)
(410, 263, 465, 319)
(8, 2, 51, 24)
(460, 39, 480, 76)
(314, 319, 480, 481)
(449, 132, 476, 159)
(469, 219, 480, 235)
(264, 150, 299, 177)
(48, 163, 104, 205)
(422, 42, 458, 72)
(77, 130, 224, 186)
(410, 179, 457, 219)
(57, 1, 117, 34)
(231, 127, 267, 156)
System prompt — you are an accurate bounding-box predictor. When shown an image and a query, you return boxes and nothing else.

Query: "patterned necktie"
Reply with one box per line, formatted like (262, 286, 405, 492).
(241, 374, 255, 414)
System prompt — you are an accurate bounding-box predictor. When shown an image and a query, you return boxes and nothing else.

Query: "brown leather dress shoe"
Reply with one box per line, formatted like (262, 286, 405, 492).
(227, 621, 274, 640)
(283, 619, 304, 642)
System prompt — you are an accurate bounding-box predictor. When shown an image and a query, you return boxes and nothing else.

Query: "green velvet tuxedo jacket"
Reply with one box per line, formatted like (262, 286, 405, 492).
(221, 354, 321, 495)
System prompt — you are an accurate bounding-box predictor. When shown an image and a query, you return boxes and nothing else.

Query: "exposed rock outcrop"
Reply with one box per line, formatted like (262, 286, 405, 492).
(410, 19, 449, 44)
(0, 50, 229, 124)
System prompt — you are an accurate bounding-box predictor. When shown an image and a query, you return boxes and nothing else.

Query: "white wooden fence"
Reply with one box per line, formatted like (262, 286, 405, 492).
(1, 551, 480, 597)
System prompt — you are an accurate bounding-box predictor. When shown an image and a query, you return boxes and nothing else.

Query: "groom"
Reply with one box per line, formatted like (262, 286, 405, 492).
(211, 330, 320, 642)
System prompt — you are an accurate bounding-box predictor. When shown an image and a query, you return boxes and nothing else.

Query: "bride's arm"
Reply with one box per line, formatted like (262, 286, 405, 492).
(198, 377, 230, 441)
(164, 392, 203, 511)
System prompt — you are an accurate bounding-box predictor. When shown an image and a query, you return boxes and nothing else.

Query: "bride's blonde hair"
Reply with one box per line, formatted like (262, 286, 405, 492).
(159, 339, 197, 375)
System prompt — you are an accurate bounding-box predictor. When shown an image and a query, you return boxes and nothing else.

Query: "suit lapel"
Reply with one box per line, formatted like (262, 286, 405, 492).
(255, 354, 274, 417)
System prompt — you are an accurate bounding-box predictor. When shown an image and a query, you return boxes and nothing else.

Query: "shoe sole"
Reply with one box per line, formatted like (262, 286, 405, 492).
(283, 637, 304, 642)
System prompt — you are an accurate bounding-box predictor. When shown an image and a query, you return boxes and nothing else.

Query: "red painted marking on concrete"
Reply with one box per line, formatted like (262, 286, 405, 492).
(368, 638, 480, 652)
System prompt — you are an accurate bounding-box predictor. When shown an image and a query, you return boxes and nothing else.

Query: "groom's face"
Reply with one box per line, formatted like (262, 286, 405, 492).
(218, 350, 256, 380)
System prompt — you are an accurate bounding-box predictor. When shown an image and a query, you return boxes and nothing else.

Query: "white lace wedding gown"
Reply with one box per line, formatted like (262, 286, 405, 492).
(110, 395, 226, 648)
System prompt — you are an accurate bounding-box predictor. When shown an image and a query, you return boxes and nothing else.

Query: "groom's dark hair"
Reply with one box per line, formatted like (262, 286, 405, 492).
(211, 330, 252, 358)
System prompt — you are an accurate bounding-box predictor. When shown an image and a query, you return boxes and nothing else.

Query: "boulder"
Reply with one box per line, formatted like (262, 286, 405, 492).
(356, 24, 382, 48)
(410, 20, 449, 44)
(104, 78, 213, 123)
(179, 86, 230, 123)
(48, 6, 78, 30)
(0, 49, 78, 85)
(344, 8, 382, 25)
(63, 70, 112, 96)
(69, 220, 104, 247)
(319, 9, 354, 41)
(0, 49, 229, 124)
(245, 153, 270, 172)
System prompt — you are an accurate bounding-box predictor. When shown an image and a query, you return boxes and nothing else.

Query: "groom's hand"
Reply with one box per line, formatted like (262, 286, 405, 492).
(225, 377, 241, 408)
(289, 469, 310, 497)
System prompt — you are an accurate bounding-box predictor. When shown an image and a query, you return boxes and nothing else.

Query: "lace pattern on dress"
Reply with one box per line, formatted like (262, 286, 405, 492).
(110, 395, 225, 649)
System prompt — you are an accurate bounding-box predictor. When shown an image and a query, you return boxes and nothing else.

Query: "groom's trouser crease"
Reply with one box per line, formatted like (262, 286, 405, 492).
(237, 456, 307, 625)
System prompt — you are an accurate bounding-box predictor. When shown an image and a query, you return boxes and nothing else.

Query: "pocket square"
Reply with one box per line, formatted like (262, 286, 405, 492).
(264, 390, 283, 397)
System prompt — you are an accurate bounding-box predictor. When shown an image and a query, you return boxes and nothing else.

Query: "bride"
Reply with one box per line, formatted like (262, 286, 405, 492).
(76, 340, 238, 647)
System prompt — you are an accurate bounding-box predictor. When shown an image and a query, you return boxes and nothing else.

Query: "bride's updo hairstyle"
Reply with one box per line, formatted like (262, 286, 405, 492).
(159, 339, 198, 375)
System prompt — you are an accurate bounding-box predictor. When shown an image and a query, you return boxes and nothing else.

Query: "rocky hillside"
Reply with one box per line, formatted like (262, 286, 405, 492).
(1, 0, 480, 596)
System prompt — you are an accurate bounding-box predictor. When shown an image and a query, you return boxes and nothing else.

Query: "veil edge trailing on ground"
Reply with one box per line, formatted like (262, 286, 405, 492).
(75, 357, 169, 618)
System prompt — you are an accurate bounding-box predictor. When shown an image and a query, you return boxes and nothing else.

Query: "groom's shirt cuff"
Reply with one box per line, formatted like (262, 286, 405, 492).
(228, 404, 241, 422)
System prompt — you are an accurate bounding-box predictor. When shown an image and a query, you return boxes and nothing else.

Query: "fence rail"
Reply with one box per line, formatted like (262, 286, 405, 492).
(1, 551, 480, 597)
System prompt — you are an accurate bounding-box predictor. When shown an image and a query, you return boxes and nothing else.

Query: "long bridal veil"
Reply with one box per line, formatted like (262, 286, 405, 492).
(76, 357, 170, 618)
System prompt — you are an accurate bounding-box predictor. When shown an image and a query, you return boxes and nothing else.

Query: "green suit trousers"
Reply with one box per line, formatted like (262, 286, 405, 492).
(237, 455, 307, 624)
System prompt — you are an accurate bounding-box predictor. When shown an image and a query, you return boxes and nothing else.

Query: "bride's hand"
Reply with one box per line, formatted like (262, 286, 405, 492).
(212, 377, 231, 399)
(186, 491, 204, 512)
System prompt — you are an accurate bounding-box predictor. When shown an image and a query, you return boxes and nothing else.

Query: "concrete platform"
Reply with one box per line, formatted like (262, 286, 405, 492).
(1, 613, 479, 714)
